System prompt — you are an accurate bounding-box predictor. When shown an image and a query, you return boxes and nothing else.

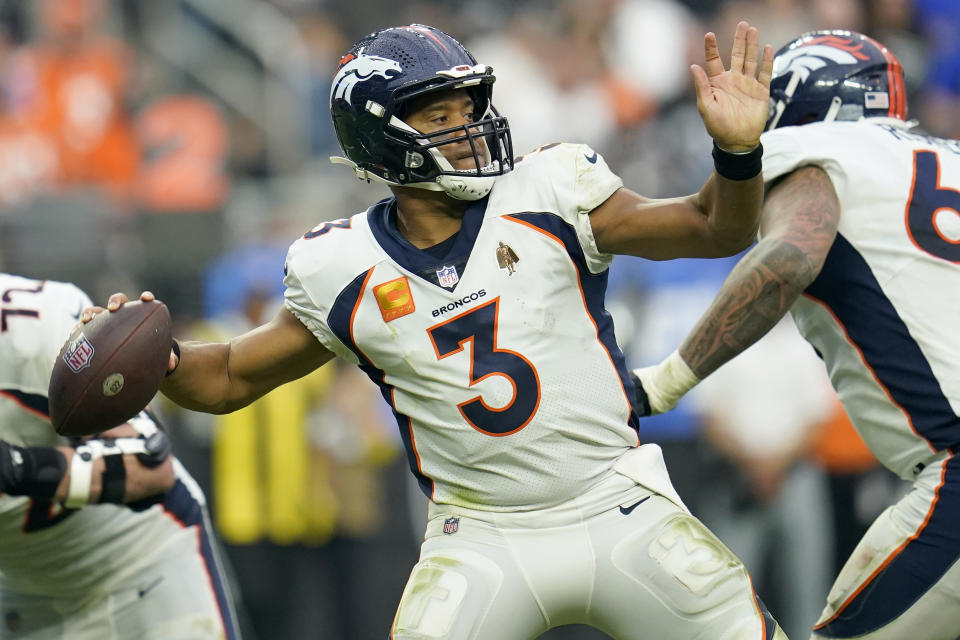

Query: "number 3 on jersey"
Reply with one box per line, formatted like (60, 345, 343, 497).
(427, 298, 540, 436)
(906, 150, 960, 262)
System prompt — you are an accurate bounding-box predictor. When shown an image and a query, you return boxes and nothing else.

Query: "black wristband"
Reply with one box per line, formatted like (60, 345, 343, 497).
(165, 339, 181, 377)
(98, 453, 126, 504)
(0, 442, 67, 500)
(712, 142, 763, 181)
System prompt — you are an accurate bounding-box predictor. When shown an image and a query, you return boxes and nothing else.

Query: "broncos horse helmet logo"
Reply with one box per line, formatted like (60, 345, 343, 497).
(773, 36, 869, 85)
(331, 52, 402, 104)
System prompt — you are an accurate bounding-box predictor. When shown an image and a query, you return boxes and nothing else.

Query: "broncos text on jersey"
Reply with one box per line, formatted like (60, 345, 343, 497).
(285, 143, 644, 512)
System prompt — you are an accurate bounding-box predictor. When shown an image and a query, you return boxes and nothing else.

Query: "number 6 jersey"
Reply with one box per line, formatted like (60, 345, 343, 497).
(285, 143, 642, 512)
(761, 119, 960, 480)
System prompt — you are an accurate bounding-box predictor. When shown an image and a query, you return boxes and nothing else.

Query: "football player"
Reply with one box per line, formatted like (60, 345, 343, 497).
(0, 272, 239, 639)
(88, 22, 786, 639)
(632, 31, 960, 640)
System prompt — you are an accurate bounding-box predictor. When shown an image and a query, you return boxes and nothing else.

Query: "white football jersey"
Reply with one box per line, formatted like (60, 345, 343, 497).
(761, 120, 960, 479)
(0, 275, 219, 608)
(0, 274, 88, 450)
(286, 143, 642, 512)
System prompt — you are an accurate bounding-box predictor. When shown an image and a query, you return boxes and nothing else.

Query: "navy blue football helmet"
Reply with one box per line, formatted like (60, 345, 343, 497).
(329, 24, 513, 200)
(766, 30, 907, 131)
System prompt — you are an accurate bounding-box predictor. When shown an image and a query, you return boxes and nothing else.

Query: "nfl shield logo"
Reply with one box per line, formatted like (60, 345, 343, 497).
(62, 335, 95, 373)
(442, 517, 459, 535)
(436, 265, 459, 288)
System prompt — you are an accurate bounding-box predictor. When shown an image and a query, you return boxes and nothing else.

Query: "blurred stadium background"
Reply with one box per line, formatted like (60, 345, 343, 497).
(0, 0, 956, 638)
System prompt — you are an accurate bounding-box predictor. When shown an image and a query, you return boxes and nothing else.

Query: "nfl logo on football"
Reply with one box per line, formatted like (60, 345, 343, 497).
(442, 517, 459, 535)
(63, 335, 95, 373)
(436, 265, 459, 288)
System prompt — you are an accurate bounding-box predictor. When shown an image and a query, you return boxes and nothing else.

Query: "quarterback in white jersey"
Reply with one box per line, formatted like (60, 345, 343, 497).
(0, 273, 239, 639)
(93, 22, 787, 639)
(634, 31, 960, 639)
(285, 142, 643, 511)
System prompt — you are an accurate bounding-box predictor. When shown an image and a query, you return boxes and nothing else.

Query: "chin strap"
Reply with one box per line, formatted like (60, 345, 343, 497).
(426, 148, 496, 200)
(768, 69, 804, 130)
(330, 155, 493, 200)
(330, 156, 386, 184)
(823, 96, 843, 123)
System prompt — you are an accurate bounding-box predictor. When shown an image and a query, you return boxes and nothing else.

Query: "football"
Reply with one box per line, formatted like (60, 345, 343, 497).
(48, 300, 172, 437)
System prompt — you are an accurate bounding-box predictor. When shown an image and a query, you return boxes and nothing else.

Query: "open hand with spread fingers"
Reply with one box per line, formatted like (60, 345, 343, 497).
(691, 20, 774, 153)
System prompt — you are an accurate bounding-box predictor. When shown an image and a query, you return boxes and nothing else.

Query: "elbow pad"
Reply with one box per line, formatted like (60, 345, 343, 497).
(0, 440, 67, 501)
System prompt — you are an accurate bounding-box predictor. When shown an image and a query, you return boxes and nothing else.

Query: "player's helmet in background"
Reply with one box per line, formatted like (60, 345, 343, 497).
(766, 30, 907, 131)
(329, 24, 513, 200)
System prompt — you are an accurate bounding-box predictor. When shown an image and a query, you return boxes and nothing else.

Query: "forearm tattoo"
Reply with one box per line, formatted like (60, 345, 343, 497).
(680, 166, 839, 379)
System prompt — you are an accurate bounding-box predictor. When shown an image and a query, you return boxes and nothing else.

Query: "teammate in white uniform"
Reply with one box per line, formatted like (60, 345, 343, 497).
(89, 22, 787, 639)
(0, 273, 239, 639)
(633, 31, 960, 640)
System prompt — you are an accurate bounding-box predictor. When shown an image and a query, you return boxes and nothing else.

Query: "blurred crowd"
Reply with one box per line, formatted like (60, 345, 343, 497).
(0, 0, 956, 638)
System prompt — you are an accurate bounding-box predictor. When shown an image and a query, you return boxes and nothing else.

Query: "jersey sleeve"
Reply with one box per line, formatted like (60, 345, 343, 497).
(760, 126, 850, 191)
(282, 239, 359, 365)
(548, 143, 623, 273)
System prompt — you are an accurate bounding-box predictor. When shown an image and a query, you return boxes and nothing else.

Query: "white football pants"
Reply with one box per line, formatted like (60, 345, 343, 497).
(393, 458, 787, 639)
(811, 452, 960, 640)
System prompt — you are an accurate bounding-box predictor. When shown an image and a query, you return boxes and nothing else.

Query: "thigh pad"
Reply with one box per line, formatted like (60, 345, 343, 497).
(392, 549, 504, 639)
(612, 512, 750, 616)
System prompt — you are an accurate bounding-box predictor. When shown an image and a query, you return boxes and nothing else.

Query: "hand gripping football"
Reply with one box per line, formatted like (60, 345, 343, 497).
(49, 300, 172, 437)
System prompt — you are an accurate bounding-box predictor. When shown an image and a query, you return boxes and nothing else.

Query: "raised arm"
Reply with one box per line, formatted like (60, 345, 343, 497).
(680, 166, 840, 377)
(86, 292, 336, 415)
(590, 21, 774, 260)
(633, 165, 841, 414)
